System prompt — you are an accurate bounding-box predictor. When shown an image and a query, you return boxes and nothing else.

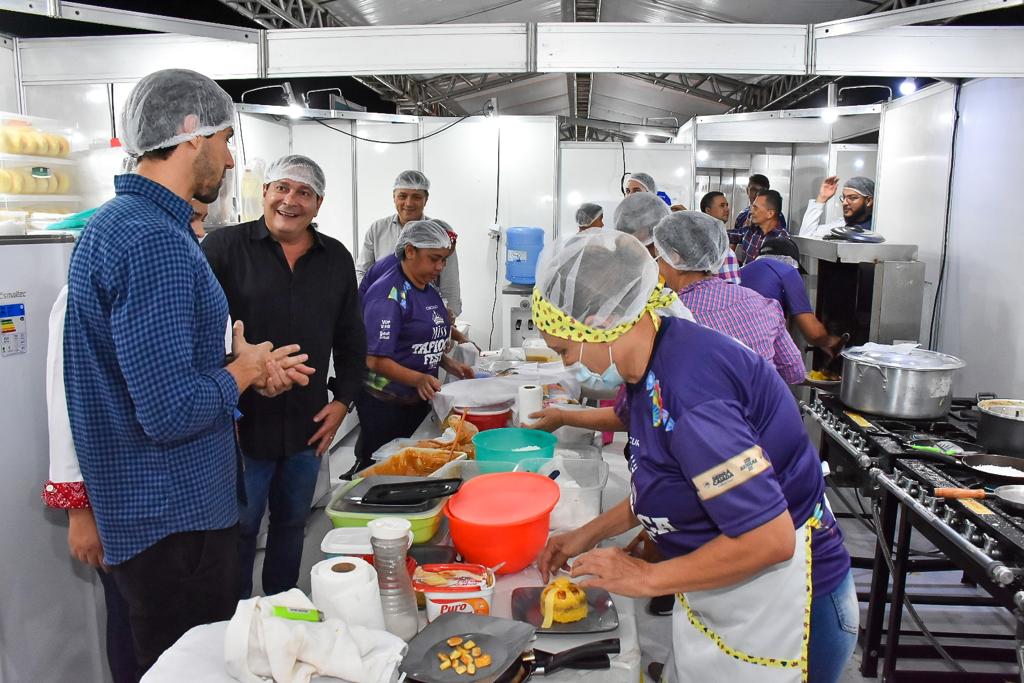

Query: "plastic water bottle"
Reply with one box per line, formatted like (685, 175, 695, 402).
(368, 518, 419, 640)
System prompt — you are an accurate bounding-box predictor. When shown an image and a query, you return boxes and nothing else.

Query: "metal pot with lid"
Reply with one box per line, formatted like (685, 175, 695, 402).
(978, 399, 1024, 457)
(839, 344, 966, 420)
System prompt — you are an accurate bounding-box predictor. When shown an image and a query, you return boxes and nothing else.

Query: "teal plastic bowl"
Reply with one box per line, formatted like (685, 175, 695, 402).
(472, 428, 557, 471)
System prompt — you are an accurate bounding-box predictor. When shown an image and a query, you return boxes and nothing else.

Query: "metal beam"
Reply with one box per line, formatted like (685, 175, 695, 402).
(558, 115, 676, 138)
(623, 73, 750, 109)
(566, 0, 600, 141)
(814, 0, 1022, 39)
(54, 2, 260, 42)
(416, 73, 546, 107)
(216, 0, 346, 29)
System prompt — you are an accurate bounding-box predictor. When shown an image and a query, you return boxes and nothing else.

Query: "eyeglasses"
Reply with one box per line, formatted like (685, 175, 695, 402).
(840, 193, 864, 203)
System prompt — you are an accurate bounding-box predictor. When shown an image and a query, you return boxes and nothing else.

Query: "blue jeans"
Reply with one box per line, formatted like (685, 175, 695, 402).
(808, 569, 859, 683)
(237, 450, 321, 598)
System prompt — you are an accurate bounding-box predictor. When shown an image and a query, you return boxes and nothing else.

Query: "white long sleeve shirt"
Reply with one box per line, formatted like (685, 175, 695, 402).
(798, 200, 844, 239)
(356, 213, 463, 316)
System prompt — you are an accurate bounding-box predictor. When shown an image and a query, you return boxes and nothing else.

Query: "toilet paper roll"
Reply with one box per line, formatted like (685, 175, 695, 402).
(310, 556, 386, 630)
(517, 384, 544, 426)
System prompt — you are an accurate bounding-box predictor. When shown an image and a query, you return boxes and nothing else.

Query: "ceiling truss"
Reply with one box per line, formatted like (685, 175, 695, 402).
(217, 0, 345, 29)
(217, 0, 996, 136)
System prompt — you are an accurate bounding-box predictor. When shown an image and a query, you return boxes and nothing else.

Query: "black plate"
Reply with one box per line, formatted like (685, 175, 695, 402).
(510, 586, 619, 634)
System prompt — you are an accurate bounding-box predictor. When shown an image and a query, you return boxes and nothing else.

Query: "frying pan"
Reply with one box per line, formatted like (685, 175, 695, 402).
(903, 445, 1024, 484)
(934, 485, 1024, 512)
(494, 638, 621, 683)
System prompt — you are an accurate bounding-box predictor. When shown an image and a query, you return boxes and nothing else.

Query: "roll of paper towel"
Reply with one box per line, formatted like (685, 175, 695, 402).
(517, 384, 544, 426)
(310, 557, 386, 630)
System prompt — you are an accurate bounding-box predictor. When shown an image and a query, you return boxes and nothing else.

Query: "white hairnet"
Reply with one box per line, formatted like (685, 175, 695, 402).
(575, 202, 604, 227)
(653, 211, 730, 273)
(395, 219, 452, 258)
(844, 176, 875, 198)
(613, 192, 669, 246)
(534, 230, 661, 332)
(627, 172, 656, 193)
(394, 170, 430, 192)
(119, 69, 235, 157)
(265, 154, 326, 197)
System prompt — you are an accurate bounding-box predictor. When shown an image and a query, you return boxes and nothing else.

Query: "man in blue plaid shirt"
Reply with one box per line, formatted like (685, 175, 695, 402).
(63, 69, 312, 674)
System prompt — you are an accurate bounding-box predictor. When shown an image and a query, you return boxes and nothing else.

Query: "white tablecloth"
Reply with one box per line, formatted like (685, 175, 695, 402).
(142, 564, 641, 683)
(144, 419, 642, 683)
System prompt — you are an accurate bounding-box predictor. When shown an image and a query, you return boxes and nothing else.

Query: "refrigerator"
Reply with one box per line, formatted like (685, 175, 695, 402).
(0, 235, 109, 683)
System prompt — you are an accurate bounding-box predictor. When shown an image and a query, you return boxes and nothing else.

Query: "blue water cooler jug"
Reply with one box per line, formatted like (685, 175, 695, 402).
(505, 226, 545, 285)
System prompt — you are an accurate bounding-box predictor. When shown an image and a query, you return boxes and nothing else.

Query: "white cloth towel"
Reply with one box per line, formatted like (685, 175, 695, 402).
(224, 589, 406, 683)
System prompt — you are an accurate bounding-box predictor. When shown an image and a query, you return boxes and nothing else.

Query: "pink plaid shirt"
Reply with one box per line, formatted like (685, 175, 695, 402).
(678, 277, 805, 384)
(717, 250, 741, 284)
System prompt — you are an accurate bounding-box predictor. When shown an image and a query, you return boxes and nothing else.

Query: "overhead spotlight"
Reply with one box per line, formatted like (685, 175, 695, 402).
(854, 158, 865, 169)
(634, 132, 648, 146)
(240, 81, 306, 120)
(821, 108, 840, 124)
(899, 78, 917, 96)
(696, 149, 709, 162)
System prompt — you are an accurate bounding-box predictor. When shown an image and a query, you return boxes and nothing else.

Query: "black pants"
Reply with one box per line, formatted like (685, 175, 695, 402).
(97, 567, 140, 683)
(111, 525, 239, 673)
(353, 391, 431, 472)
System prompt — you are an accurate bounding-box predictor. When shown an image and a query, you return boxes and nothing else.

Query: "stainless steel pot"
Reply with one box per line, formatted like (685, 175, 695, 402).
(978, 399, 1024, 457)
(839, 346, 966, 419)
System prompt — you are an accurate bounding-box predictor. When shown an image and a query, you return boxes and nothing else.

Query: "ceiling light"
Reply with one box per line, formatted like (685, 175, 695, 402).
(821, 108, 839, 124)
(287, 104, 305, 119)
(854, 158, 864, 169)
(696, 149, 709, 162)
(899, 78, 917, 96)
(634, 132, 648, 146)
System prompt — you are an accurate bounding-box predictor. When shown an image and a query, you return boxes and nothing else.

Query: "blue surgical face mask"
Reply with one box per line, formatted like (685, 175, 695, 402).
(569, 342, 625, 391)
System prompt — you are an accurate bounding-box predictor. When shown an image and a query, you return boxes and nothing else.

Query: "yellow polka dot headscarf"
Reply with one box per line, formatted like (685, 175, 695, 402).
(531, 229, 682, 344)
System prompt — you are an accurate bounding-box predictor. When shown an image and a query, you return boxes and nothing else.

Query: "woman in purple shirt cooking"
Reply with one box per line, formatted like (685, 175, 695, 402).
(351, 220, 473, 474)
(533, 230, 855, 683)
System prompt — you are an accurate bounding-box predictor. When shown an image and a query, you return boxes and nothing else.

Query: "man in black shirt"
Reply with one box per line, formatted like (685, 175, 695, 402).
(202, 154, 366, 597)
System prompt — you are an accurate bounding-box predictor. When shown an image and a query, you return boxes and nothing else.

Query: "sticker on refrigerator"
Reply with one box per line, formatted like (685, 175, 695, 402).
(0, 303, 27, 357)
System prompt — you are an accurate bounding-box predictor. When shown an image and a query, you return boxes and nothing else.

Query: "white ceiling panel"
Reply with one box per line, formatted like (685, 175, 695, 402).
(321, 0, 563, 26)
(599, 0, 877, 25)
(455, 73, 570, 116)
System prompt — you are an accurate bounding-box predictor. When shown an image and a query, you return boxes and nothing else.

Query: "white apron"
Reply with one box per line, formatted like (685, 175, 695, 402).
(665, 516, 816, 683)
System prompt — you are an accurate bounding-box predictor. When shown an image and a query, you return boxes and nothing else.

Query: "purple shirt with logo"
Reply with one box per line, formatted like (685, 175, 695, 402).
(624, 317, 849, 595)
(362, 264, 450, 401)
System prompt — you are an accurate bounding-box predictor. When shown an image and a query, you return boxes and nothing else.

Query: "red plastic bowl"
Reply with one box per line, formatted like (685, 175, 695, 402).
(455, 405, 512, 432)
(444, 472, 560, 574)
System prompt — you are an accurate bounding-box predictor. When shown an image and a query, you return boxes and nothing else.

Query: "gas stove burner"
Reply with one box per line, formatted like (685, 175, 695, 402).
(874, 419, 975, 438)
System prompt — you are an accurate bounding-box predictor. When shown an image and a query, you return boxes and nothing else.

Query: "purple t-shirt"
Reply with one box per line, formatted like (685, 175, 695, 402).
(359, 253, 399, 302)
(739, 258, 813, 316)
(625, 317, 849, 595)
(362, 265, 450, 401)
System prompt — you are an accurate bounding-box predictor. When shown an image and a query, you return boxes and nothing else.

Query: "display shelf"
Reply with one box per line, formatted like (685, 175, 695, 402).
(0, 153, 75, 166)
(0, 194, 82, 203)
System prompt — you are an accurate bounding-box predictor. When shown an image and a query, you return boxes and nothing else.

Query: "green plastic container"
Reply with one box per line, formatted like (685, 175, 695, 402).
(472, 428, 556, 472)
(324, 479, 445, 543)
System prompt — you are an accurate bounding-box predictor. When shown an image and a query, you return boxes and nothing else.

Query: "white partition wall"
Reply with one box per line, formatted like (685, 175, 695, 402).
(291, 120, 355, 251)
(354, 121, 419, 257)
(0, 36, 18, 113)
(423, 116, 557, 345)
(937, 78, 1024, 397)
(790, 143, 829, 227)
(873, 83, 957, 345)
(558, 143, 692, 232)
